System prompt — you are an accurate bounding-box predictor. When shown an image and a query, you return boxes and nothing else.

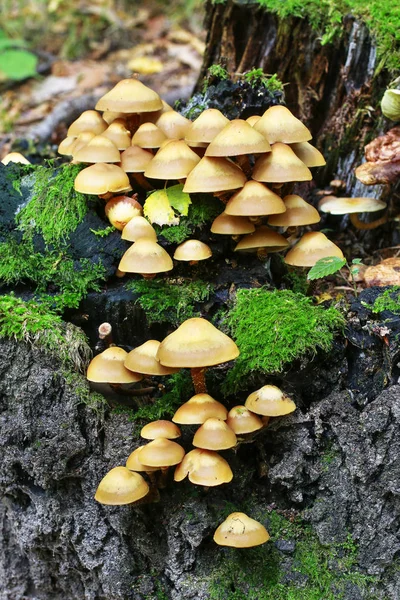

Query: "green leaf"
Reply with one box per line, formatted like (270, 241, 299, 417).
(0, 48, 38, 80)
(307, 256, 346, 280)
(166, 184, 192, 216)
(143, 189, 179, 226)
(352, 258, 362, 265)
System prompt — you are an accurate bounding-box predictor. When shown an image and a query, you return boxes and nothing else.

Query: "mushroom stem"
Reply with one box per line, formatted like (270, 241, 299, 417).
(235, 154, 252, 177)
(98, 192, 114, 201)
(115, 269, 126, 278)
(349, 212, 388, 230)
(126, 114, 141, 136)
(190, 367, 207, 394)
(213, 191, 232, 204)
(132, 173, 153, 191)
(95, 322, 113, 352)
(142, 273, 157, 280)
(158, 467, 170, 489)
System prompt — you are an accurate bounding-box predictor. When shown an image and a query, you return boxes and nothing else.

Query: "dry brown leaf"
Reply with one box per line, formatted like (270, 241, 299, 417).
(364, 258, 400, 287)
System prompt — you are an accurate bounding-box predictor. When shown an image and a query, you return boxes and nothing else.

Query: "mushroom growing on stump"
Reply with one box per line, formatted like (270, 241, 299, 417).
(73, 135, 121, 164)
(226, 406, 263, 435)
(184, 108, 230, 148)
(183, 156, 247, 198)
(210, 213, 255, 237)
(318, 196, 388, 230)
(94, 466, 149, 505)
(87, 347, 143, 386)
(121, 216, 157, 242)
(125, 340, 178, 376)
(155, 110, 191, 140)
(268, 194, 320, 228)
(144, 139, 200, 181)
(172, 394, 228, 424)
(234, 225, 289, 258)
(126, 446, 159, 486)
(213, 512, 270, 547)
(252, 143, 312, 184)
(157, 317, 239, 394)
(74, 163, 131, 199)
(68, 110, 108, 137)
(174, 449, 233, 486)
(138, 437, 185, 487)
(131, 123, 168, 149)
(118, 238, 173, 279)
(102, 119, 131, 149)
(284, 231, 344, 267)
(290, 142, 326, 167)
(120, 145, 154, 191)
(192, 418, 237, 451)
(224, 180, 286, 217)
(140, 420, 181, 440)
(104, 195, 143, 230)
(173, 239, 212, 264)
(253, 105, 312, 144)
(245, 385, 296, 417)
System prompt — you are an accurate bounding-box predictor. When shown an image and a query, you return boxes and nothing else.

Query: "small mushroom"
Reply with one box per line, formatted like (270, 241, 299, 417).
(183, 156, 247, 194)
(205, 119, 271, 157)
(210, 213, 255, 236)
(95, 78, 162, 114)
(185, 108, 230, 147)
(174, 449, 233, 486)
(172, 394, 228, 424)
(318, 195, 387, 230)
(1, 152, 31, 165)
(155, 110, 191, 140)
(254, 105, 312, 144)
(140, 420, 181, 440)
(121, 216, 157, 242)
(87, 347, 143, 384)
(104, 195, 143, 230)
(252, 143, 312, 183)
(173, 239, 212, 264)
(284, 231, 344, 267)
(224, 180, 286, 216)
(245, 385, 296, 416)
(192, 418, 237, 450)
(94, 466, 149, 505)
(118, 238, 173, 278)
(68, 110, 107, 137)
(234, 225, 289, 254)
(213, 512, 270, 547)
(74, 163, 131, 196)
(144, 140, 200, 180)
(138, 438, 185, 467)
(125, 339, 178, 375)
(131, 123, 168, 149)
(102, 119, 131, 149)
(268, 194, 320, 227)
(226, 406, 263, 435)
(290, 142, 326, 167)
(73, 135, 121, 164)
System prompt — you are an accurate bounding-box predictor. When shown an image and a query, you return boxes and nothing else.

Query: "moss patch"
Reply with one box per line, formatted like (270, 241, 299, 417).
(223, 288, 345, 393)
(371, 286, 400, 315)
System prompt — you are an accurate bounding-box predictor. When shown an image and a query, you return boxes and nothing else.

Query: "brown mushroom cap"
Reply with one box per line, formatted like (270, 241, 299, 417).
(183, 157, 247, 193)
(254, 105, 312, 144)
(144, 140, 200, 180)
(121, 216, 157, 242)
(211, 213, 255, 235)
(174, 448, 233, 486)
(1, 152, 31, 165)
(284, 231, 344, 267)
(70, 132, 95, 156)
(94, 466, 149, 505)
(318, 196, 387, 215)
(140, 420, 181, 440)
(193, 418, 237, 450)
(226, 405, 264, 434)
(225, 181, 286, 216)
(290, 141, 326, 167)
(268, 194, 321, 227)
(155, 110, 191, 139)
(102, 119, 132, 150)
(253, 143, 312, 183)
(120, 146, 154, 173)
(58, 136, 77, 157)
(131, 123, 168, 149)
(245, 385, 296, 416)
(173, 239, 212, 261)
(87, 346, 143, 384)
(73, 135, 121, 163)
(126, 446, 159, 472)
(68, 110, 107, 137)
(124, 339, 178, 375)
(234, 225, 289, 252)
(95, 78, 162, 113)
(118, 238, 173, 274)
(205, 119, 270, 156)
(157, 317, 239, 368)
(105, 195, 143, 230)
(185, 109, 230, 146)
(74, 163, 131, 195)
(213, 512, 270, 547)
(172, 393, 228, 424)
(138, 438, 185, 467)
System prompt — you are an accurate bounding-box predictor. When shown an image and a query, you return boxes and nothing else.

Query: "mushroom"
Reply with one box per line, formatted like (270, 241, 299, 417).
(1, 152, 31, 165)
(68, 110, 107, 136)
(69, 132, 95, 156)
(253, 105, 312, 144)
(213, 512, 270, 547)
(120, 145, 154, 190)
(144, 140, 200, 180)
(157, 317, 239, 394)
(246, 115, 261, 127)
(138, 437, 185, 485)
(318, 195, 387, 230)
(74, 163, 131, 197)
(102, 119, 132, 149)
(205, 118, 270, 158)
(174, 449, 233, 486)
(104, 195, 143, 230)
(245, 385, 296, 416)
(95, 78, 162, 114)
(183, 156, 247, 194)
(155, 110, 191, 140)
(234, 225, 289, 255)
(226, 406, 263, 435)
(252, 143, 312, 183)
(192, 418, 237, 450)
(185, 108, 230, 147)
(124, 340, 178, 375)
(118, 238, 173, 279)
(173, 239, 212, 264)
(73, 135, 121, 163)
(284, 231, 344, 267)
(210, 213, 255, 236)
(290, 142, 326, 167)
(224, 180, 286, 217)
(268, 194, 320, 227)
(126, 446, 159, 473)
(131, 123, 168, 149)
(172, 393, 228, 424)
(58, 136, 78, 157)
(103, 110, 126, 124)
(121, 216, 157, 242)
(87, 346, 143, 385)
(94, 466, 149, 505)
(140, 420, 181, 440)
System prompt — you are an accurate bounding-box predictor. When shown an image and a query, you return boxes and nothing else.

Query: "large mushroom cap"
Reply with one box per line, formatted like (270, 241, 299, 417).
(87, 347, 143, 384)
(157, 317, 239, 368)
(73, 135, 121, 163)
(205, 119, 270, 156)
(254, 105, 312, 144)
(253, 143, 312, 183)
(125, 340, 178, 375)
(172, 393, 228, 424)
(68, 110, 107, 137)
(193, 418, 237, 450)
(183, 157, 247, 193)
(234, 225, 289, 252)
(140, 420, 181, 440)
(213, 512, 270, 547)
(95, 78, 162, 113)
(211, 212, 255, 235)
(173, 239, 212, 262)
(290, 141, 326, 167)
(144, 140, 200, 180)
(185, 109, 230, 146)
(156, 110, 191, 139)
(120, 146, 154, 173)
(268, 194, 320, 227)
(95, 466, 149, 505)
(226, 405, 264, 434)
(118, 238, 173, 274)
(225, 181, 286, 216)
(318, 196, 387, 215)
(74, 163, 131, 195)
(121, 216, 157, 242)
(138, 438, 185, 467)
(131, 123, 168, 149)
(174, 448, 233, 486)
(245, 385, 296, 416)
(284, 231, 344, 267)
(126, 446, 159, 472)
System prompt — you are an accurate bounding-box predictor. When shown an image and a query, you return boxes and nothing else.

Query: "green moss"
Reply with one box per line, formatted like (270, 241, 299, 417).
(244, 69, 284, 92)
(223, 288, 345, 393)
(131, 371, 194, 422)
(126, 279, 213, 326)
(371, 286, 400, 315)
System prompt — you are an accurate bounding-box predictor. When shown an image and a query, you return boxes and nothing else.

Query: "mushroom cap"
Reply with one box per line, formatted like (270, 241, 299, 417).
(1, 152, 31, 165)
(74, 163, 131, 195)
(120, 145, 154, 173)
(68, 110, 107, 136)
(174, 448, 233, 486)
(102, 119, 132, 150)
(173, 239, 212, 261)
(155, 110, 191, 139)
(144, 140, 200, 180)
(245, 385, 296, 416)
(70, 132, 95, 156)
(268, 194, 321, 226)
(213, 512, 270, 547)
(157, 317, 239, 368)
(254, 105, 312, 144)
(144, 99, 174, 124)
(131, 123, 168, 149)
(124, 339, 178, 375)
(95, 78, 162, 113)
(284, 231, 344, 267)
(104, 195, 143, 230)
(234, 225, 289, 252)
(58, 136, 77, 157)
(87, 346, 143, 384)
(183, 156, 247, 193)
(94, 466, 149, 505)
(211, 212, 255, 235)
(205, 119, 270, 156)
(138, 438, 185, 467)
(121, 216, 157, 242)
(226, 405, 264, 434)
(118, 238, 173, 274)
(246, 115, 261, 127)
(225, 180, 286, 216)
(185, 109, 230, 146)
(73, 135, 121, 163)
(193, 418, 237, 450)
(126, 446, 159, 472)
(172, 393, 228, 424)
(140, 419, 181, 440)
(318, 196, 387, 215)
(103, 110, 126, 124)
(290, 141, 326, 167)
(252, 143, 312, 183)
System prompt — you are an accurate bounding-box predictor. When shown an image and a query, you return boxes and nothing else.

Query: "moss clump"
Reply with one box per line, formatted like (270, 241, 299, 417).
(132, 371, 194, 422)
(223, 288, 345, 393)
(126, 279, 213, 326)
(371, 286, 400, 315)
(207, 508, 374, 600)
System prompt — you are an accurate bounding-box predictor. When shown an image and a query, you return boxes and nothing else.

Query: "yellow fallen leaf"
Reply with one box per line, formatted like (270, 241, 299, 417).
(315, 292, 333, 304)
(127, 56, 163, 75)
(143, 189, 180, 226)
